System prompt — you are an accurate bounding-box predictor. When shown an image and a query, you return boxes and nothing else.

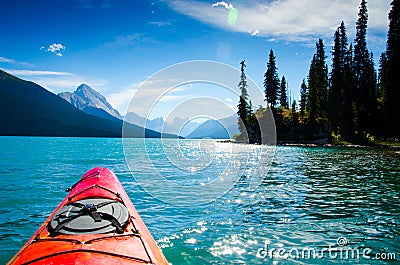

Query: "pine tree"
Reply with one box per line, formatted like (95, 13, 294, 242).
(365, 52, 378, 134)
(307, 39, 328, 125)
(377, 53, 389, 133)
(329, 22, 348, 134)
(342, 44, 357, 138)
(291, 100, 297, 113)
(307, 56, 318, 121)
(237, 60, 250, 136)
(354, 0, 368, 71)
(246, 101, 261, 144)
(264, 49, 280, 108)
(299, 79, 308, 117)
(378, 52, 389, 105)
(353, 0, 377, 133)
(385, 0, 400, 137)
(280, 76, 289, 108)
(329, 21, 358, 138)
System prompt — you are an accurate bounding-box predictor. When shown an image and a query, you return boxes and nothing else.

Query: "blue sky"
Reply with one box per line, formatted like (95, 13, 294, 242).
(0, 0, 391, 119)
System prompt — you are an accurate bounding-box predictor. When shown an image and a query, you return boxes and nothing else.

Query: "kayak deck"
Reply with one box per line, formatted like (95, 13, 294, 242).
(8, 167, 169, 265)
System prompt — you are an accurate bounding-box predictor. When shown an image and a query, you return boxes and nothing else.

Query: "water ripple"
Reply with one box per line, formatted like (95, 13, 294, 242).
(0, 138, 399, 264)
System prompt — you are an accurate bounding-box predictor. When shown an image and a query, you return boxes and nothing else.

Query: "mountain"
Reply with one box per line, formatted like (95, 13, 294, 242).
(186, 115, 239, 139)
(125, 113, 200, 137)
(58, 84, 122, 121)
(148, 117, 164, 133)
(0, 70, 169, 138)
(124, 112, 165, 132)
(162, 117, 200, 137)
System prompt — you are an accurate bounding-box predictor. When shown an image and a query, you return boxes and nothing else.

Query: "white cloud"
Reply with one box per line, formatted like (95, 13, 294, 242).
(2, 68, 105, 94)
(104, 34, 151, 48)
(107, 84, 187, 116)
(6, 69, 74, 76)
(0, 57, 15, 63)
(107, 84, 139, 115)
(168, 0, 391, 43)
(148, 21, 172, 27)
(48, 43, 65, 53)
(158, 94, 190, 103)
(0, 56, 33, 67)
(251, 29, 259, 36)
(107, 79, 198, 116)
(212, 1, 233, 10)
(42, 43, 66, 56)
(32, 78, 83, 91)
(35, 76, 108, 94)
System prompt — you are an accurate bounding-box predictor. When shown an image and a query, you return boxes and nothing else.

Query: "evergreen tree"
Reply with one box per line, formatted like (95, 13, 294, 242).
(329, 21, 358, 138)
(280, 76, 289, 108)
(354, 0, 368, 69)
(378, 52, 389, 105)
(342, 44, 357, 138)
(329, 22, 348, 134)
(237, 60, 250, 136)
(385, 0, 400, 137)
(299, 79, 308, 117)
(307, 39, 328, 125)
(264, 49, 280, 107)
(246, 102, 261, 144)
(291, 99, 299, 126)
(365, 52, 378, 134)
(307, 56, 318, 120)
(291, 100, 297, 113)
(353, 0, 377, 133)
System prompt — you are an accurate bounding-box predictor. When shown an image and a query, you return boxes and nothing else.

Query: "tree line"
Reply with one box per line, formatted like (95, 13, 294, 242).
(237, 0, 400, 144)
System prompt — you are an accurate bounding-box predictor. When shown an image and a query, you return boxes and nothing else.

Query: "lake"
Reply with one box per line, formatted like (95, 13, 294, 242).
(0, 137, 399, 264)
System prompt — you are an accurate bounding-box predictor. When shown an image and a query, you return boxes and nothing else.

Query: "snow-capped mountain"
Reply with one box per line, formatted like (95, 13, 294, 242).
(58, 84, 122, 121)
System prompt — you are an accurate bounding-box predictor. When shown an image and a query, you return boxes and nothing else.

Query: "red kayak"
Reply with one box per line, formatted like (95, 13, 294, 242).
(7, 167, 169, 265)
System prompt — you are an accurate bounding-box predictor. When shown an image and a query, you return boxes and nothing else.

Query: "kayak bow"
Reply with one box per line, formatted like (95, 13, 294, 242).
(8, 167, 169, 265)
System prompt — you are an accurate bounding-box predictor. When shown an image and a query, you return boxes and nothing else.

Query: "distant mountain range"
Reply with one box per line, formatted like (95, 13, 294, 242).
(124, 113, 202, 137)
(186, 115, 239, 139)
(58, 85, 203, 137)
(163, 117, 201, 137)
(0, 70, 173, 138)
(124, 112, 239, 139)
(0, 69, 239, 138)
(124, 112, 165, 133)
(57, 83, 239, 139)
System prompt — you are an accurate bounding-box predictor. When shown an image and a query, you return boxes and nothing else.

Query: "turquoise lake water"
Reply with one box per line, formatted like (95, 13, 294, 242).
(0, 137, 399, 264)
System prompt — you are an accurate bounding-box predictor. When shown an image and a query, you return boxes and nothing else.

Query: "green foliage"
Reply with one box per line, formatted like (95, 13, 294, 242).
(329, 21, 348, 134)
(264, 50, 280, 107)
(299, 79, 308, 117)
(291, 100, 296, 113)
(329, 21, 359, 140)
(307, 39, 328, 125)
(280, 76, 289, 108)
(232, 134, 240, 140)
(383, 0, 400, 137)
(237, 60, 249, 135)
(353, 0, 378, 133)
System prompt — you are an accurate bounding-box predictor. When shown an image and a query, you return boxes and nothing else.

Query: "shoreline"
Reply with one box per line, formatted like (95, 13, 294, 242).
(217, 139, 400, 148)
